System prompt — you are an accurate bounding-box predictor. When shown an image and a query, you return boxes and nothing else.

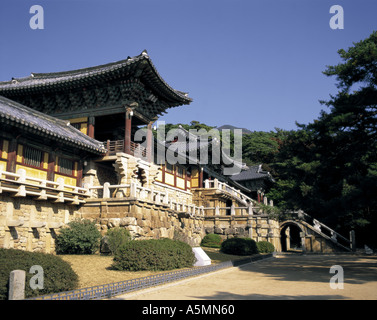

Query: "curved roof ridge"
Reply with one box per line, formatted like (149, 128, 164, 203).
(0, 51, 192, 104)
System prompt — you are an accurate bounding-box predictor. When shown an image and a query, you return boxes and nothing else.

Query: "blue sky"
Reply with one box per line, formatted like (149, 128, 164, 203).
(1, 0, 377, 132)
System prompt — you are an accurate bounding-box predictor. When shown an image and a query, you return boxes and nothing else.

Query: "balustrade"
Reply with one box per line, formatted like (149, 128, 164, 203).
(0, 169, 89, 205)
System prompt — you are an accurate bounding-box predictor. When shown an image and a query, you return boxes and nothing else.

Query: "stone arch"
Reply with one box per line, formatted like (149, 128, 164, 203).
(279, 220, 306, 252)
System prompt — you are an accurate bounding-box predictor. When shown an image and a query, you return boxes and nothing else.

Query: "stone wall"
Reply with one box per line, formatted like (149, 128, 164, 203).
(81, 198, 205, 247)
(203, 215, 281, 251)
(0, 194, 81, 253)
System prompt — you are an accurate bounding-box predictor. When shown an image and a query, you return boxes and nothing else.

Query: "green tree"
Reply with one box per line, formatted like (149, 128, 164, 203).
(242, 128, 290, 169)
(268, 31, 377, 247)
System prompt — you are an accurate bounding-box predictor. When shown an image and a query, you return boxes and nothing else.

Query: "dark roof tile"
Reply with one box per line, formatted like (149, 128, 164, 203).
(0, 95, 106, 154)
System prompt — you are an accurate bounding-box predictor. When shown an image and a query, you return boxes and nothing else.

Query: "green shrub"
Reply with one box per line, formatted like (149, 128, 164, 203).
(220, 237, 258, 256)
(112, 238, 196, 271)
(201, 234, 223, 248)
(105, 227, 132, 255)
(55, 219, 101, 254)
(0, 248, 78, 300)
(256, 241, 275, 253)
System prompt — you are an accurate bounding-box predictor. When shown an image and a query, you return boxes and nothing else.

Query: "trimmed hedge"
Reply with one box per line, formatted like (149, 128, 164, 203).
(220, 237, 258, 256)
(112, 238, 196, 271)
(0, 248, 78, 300)
(256, 241, 275, 253)
(104, 227, 132, 255)
(201, 234, 222, 248)
(55, 219, 102, 254)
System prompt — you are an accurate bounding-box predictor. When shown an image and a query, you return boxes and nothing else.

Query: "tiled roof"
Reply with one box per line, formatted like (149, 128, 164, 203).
(0, 95, 106, 154)
(231, 165, 274, 182)
(0, 51, 192, 106)
(160, 126, 247, 170)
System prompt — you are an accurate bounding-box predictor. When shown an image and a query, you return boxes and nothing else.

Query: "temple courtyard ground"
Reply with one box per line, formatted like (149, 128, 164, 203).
(112, 254, 377, 300)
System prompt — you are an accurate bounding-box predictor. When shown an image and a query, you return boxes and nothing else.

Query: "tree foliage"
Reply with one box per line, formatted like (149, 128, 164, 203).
(267, 31, 377, 247)
(157, 32, 377, 248)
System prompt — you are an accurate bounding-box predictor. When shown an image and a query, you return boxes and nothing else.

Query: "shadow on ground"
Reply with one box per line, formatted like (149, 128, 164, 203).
(188, 291, 346, 300)
(233, 254, 377, 285)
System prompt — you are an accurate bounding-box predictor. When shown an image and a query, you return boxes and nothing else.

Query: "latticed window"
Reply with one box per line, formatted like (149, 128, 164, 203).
(58, 157, 74, 176)
(165, 162, 174, 173)
(23, 146, 42, 167)
(71, 123, 81, 130)
(177, 166, 184, 177)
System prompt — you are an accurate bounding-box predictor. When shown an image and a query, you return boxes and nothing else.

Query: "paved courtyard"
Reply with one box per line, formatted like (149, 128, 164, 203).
(113, 254, 377, 300)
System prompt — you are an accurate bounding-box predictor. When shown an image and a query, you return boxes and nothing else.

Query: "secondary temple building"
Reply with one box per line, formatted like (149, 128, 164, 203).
(0, 51, 353, 254)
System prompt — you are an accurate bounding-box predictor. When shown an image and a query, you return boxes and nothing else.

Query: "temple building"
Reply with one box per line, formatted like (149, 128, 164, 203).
(0, 50, 348, 254)
(230, 165, 275, 203)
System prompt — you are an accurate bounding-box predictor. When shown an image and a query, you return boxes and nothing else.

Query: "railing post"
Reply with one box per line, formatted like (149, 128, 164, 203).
(163, 192, 169, 205)
(103, 182, 110, 198)
(350, 230, 356, 252)
(56, 177, 65, 202)
(215, 206, 220, 216)
(16, 169, 26, 197)
(57, 177, 65, 190)
(230, 205, 235, 216)
(213, 178, 219, 189)
(17, 169, 26, 182)
(204, 179, 209, 188)
(83, 183, 91, 197)
(248, 203, 253, 215)
(130, 182, 137, 198)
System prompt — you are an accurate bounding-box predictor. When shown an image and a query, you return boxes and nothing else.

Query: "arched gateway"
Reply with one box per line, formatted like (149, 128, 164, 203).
(277, 212, 355, 253)
(280, 221, 306, 252)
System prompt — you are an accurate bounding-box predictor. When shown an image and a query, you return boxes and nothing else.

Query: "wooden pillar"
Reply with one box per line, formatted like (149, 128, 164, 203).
(47, 152, 55, 182)
(88, 116, 95, 138)
(146, 121, 153, 162)
(6, 138, 18, 173)
(124, 109, 132, 155)
(199, 166, 203, 188)
(76, 161, 83, 187)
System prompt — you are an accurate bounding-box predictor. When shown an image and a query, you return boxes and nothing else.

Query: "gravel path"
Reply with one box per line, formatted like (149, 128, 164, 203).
(112, 254, 377, 300)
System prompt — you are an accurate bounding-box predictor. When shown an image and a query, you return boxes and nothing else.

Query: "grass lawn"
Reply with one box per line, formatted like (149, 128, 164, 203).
(59, 247, 249, 289)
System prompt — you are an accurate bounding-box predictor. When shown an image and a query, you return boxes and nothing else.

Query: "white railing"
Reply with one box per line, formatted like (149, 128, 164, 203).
(88, 182, 205, 217)
(0, 169, 90, 205)
(292, 210, 354, 251)
(203, 178, 263, 206)
(203, 204, 254, 216)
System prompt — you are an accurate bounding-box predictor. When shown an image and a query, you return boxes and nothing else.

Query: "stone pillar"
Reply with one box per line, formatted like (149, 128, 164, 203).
(285, 226, 291, 251)
(8, 270, 25, 300)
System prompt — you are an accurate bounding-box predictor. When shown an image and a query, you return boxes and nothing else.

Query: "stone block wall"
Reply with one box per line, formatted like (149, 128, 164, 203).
(81, 198, 205, 247)
(203, 215, 281, 251)
(0, 194, 81, 253)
